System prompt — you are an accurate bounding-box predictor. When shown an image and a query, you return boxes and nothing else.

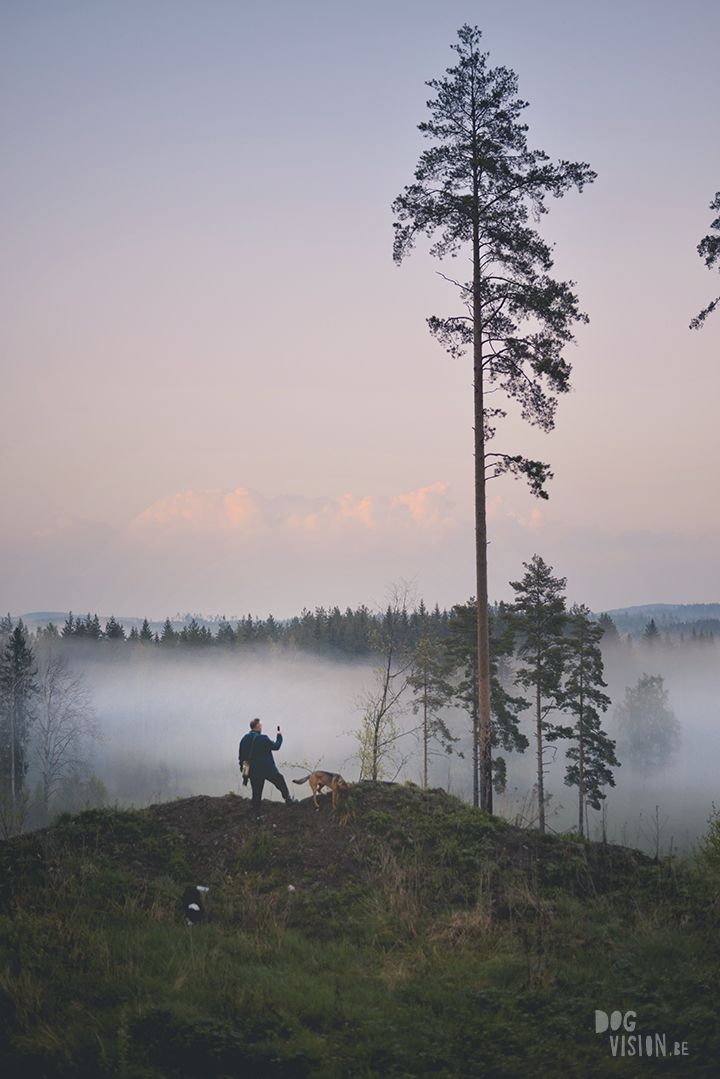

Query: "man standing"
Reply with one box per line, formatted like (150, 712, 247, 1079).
(239, 718, 295, 823)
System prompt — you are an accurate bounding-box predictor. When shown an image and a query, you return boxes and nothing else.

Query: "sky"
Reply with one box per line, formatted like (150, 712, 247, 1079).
(1, 0, 719, 622)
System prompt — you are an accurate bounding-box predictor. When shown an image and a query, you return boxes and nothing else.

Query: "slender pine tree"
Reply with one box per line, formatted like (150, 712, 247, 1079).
(392, 25, 595, 810)
(508, 556, 567, 832)
(561, 604, 618, 836)
(406, 634, 457, 787)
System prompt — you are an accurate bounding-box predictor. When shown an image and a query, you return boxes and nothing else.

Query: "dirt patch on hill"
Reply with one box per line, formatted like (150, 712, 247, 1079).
(146, 787, 366, 888)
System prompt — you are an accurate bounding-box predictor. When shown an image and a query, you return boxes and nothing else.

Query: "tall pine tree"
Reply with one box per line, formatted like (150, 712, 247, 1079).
(392, 25, 594, 810)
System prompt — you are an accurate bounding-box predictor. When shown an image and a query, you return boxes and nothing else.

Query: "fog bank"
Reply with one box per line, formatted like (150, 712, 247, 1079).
(40, 635, 720, 854)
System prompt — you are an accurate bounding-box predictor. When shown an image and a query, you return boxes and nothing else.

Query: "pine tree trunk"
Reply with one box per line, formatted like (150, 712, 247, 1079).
(536, 675, 545, 833)
(578, 681, 585, 837)
(423, 686, 428, 787)
(9, 698, 16, 802)
(472, 707, 479, 807)
(473, 180, 493, 815)
(578, 715, 585, 836)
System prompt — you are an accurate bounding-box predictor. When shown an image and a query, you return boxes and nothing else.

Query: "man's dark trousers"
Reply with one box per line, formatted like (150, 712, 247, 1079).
(250, 773, 291, 812)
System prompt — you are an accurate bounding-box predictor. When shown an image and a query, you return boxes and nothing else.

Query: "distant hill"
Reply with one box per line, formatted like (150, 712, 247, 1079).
(599, 603, 720, 637)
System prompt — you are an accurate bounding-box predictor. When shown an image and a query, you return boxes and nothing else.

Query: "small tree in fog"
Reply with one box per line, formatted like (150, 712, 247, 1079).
(0, 785, 31, 839)
(52, 773, 108, 816)
(406, 634, 457, 786)
(697, 803, 720, 876)
(36, 622, 61, 645)
(160, 617, 178, 645)
(179, 618, 213, 646)
(561, 604, 619, 836)
(0, 620, 34, 833)
(615, 674, 681, 778)
(216, 618, 236, 647)
(33, 656, 101, 820)
(597, 613, 620, 643)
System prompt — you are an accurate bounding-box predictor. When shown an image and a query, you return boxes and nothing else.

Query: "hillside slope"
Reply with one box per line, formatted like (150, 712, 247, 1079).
(1, 783, 719, 1077)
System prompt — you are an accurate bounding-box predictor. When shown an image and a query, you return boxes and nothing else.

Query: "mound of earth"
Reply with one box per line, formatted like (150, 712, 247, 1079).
(143, 782, 649, 897)
(146, 786, 365, 888)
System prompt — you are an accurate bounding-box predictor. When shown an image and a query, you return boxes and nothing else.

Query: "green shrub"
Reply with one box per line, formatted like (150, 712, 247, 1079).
(52, 807, 191, 879)
(362, 810, 394, 834)
(235, 829, 274, 872)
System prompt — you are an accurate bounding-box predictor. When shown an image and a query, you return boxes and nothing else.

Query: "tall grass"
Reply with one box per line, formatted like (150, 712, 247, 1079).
(1, 790, 719, 1077)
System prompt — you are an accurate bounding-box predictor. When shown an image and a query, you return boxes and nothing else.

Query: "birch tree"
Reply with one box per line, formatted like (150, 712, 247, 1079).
(33, 655, 101, 821)
(354, 586, 413, 781)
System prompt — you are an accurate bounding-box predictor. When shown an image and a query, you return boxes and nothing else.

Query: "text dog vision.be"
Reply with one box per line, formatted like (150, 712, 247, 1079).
(595, 1011, 689, 1058)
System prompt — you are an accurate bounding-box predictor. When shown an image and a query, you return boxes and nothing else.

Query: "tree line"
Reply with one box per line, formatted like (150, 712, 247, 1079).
(44, 604, 454, 657)
(47, 605, 715, 656)
(600, 615, 716, 648)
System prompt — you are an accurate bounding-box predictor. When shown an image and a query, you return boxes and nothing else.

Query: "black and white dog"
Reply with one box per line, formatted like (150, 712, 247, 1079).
(182, 885, 208, 925)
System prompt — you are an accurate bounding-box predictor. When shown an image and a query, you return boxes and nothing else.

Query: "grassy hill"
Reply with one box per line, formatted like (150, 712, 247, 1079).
(1, 783, 719, 1077)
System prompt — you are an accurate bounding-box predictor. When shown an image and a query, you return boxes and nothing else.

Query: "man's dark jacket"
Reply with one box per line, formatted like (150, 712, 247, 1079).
(239, 731, 283, 778)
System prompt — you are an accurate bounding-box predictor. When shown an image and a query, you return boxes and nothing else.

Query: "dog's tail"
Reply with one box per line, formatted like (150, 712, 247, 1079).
(292, 776, 310, 785)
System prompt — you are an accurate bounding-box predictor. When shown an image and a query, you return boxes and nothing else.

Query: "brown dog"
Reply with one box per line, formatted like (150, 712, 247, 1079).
(292, 770, 350, 809)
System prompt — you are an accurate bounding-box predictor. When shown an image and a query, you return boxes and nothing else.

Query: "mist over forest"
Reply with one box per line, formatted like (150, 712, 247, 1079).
(7, 599, 718, 854)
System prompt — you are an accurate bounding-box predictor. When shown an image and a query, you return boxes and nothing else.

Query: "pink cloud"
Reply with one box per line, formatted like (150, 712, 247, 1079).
(394, 482, 456, 528)
(127, 483, 460, 541)
(5, 483, 718, 620)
